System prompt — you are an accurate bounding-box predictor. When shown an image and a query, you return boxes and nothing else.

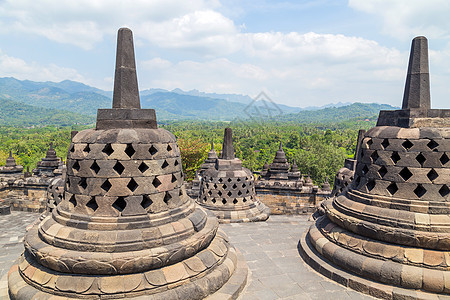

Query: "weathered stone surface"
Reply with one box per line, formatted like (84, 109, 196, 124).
(301, 35, 450, 298)
(8, 28, 247, 300)
(197, 128, 269, 223)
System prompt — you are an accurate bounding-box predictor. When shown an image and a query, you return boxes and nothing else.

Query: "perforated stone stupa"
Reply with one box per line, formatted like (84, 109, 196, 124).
(8, 27, 247, 299)
(300, 36, 450, 299)
(197, 128, 270, 223)
(0, 151, 23, 177)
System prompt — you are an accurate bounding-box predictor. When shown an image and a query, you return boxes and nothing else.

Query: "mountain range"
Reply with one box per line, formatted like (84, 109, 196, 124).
(0, 77, 396, 126)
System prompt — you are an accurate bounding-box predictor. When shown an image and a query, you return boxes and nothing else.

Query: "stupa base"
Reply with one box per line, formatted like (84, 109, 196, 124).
(299, 216, 450, 300)
(8, 230, 248, 300)
(203, 201, 270, 224)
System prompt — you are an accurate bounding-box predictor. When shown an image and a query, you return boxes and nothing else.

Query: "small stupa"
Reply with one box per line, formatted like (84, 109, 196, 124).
(0, 151, 23, 176)
(197, 128, 270, 223)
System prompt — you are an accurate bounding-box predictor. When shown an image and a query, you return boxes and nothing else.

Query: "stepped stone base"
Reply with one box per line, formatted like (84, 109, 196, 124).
(299, 218, 449, 300)
(8, 230, 248, 300)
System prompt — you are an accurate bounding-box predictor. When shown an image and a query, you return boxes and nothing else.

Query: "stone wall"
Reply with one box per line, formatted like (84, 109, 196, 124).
(0, 182, 48, 213)
(257, 187, 329, 214)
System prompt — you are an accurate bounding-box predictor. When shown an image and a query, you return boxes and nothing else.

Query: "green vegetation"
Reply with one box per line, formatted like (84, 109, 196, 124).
(0, 97, 94, 127)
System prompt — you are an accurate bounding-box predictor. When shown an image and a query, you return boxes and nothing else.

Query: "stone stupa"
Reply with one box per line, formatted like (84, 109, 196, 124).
(300, 36, 450, 298)
(197, 128, 270, 223)
(0, 151, 23, 177)
(8, 27, 247, 300)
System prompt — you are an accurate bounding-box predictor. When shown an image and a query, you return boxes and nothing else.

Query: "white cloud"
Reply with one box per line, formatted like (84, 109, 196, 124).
(0, 49, 85, 83)
(0, 0, 221, 49)
(349, 0, 450, 40)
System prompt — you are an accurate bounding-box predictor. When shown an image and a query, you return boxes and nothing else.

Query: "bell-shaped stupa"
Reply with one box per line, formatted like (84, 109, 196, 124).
(197, 128, 270, 223)
(300, 36, 450, 298)
(8, 28, 247, 300)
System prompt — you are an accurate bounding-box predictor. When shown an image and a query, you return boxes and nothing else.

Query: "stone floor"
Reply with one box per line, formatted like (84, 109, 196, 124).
(0, 212, 374, 299)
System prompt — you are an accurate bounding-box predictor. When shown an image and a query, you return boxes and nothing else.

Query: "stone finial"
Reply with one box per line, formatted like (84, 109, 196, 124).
(211, 141, 215, 151)
(354, 129, 366, 160)
(222, 128, 235, 160)
(112, 27, 140, 109)
(402, 36, 430, 110)
(279, 141, 283, 151)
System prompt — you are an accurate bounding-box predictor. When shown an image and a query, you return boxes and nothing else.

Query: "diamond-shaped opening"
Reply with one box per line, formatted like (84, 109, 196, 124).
(439, 185, 449, 197)
(171, 174, 177, 183)
(227, 191, 232, 197)
(227, 178, 232, 182)
(218, 178, 223, 183)
(152, 177, 161, 188)
(149, 145, 158, 155)
(101, 179, 112, 192)
(427, 139, 439, 150)
(366, 180, 376, 191)
(246, 189, 250, 194)
(86, 197, 98, 212)
(242, 183, 246, 188)
(237, 190, 242, 196)
(427, 169, 438, 182)
(167, 144, 172, 151)
(391, 152, 400, 165)
(113, 161, 125, 175)
(414, 184, 426, 198)
(90, 161, 100, 174)
(416, 153, 426, 167)
(378, 166, 388, 178)
(218, 190, 223, 196)
(112, 196, 126, 212)
(208, 190, 212, 196)
(223, 184, 227, 189)
(367, 139, 373, 146)
(237, 178, 241, 182)
(70, 145, 75, 153)
(141, 195, 153, 209)
(386, 182, 398, 195)
(125, 144, 135, 158)
(381, 139, 390, 149)
(233, 199, 238, 204)
(371, 151, 379, 163)
(213, 183, 217, 189)
(362, 165, 369, 175)
(161, 160, 169, 169)
(440, 153, 449, 165)
(79, 177, 87, 190)
(72, 160, 80, 172)
(212, 199, 216, 203)
(69, 195, 77, 207)
(232, 183, 237, 189)
(402, 140, 413, 150)
(127, 178, 138, 192)
(179, 189, 183, 196)
(243, 197, 247, 203)
(174, 160, 179, 166)
(222, 199, 227, 205)
(102, 144, 114, 156)
(163, 192, 172, 205)
(138, 162, 149, 173)
(83, 144, 91, 153)
(399, 167, 413, 181)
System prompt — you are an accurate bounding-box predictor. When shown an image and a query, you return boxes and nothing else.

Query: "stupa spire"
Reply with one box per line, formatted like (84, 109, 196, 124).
(402, 36, 430, 110)
(222, 127, 235, 160)
(112, 27, 140, 109)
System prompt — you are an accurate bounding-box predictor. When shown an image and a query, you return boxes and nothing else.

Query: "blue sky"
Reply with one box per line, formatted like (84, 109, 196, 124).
(0, 0, 449, 108)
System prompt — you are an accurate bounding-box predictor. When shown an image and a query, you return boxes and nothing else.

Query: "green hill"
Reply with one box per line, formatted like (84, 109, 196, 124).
(0, 97, 94, 126)
(279, 102, 397, 124)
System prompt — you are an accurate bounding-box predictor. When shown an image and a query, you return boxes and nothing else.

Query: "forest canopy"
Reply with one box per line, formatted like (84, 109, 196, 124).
(0, 117, 374, 186)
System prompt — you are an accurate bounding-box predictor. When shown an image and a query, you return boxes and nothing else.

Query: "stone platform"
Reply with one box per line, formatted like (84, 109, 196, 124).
(0, 211, 373, 299)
